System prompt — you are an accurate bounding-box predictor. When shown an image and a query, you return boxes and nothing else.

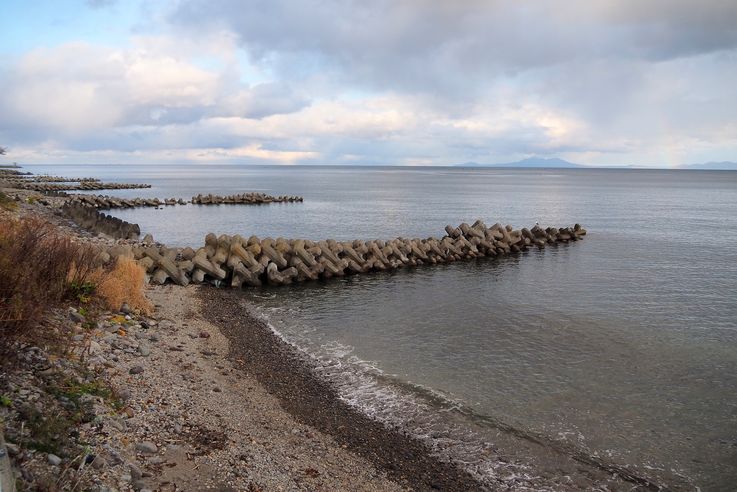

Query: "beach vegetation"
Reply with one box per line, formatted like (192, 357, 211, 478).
(0, 216, 97, 357)
(0, 191, 16, 210)
(69, 279, 96, 304)
(88, 257, 153, 315)
(46, 376, 114, 408)
(16, 403, 74, 454)
(0, 215, 152, 357)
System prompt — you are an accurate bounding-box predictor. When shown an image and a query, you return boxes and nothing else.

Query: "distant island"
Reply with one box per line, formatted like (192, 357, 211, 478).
(455, 157, 737, 170)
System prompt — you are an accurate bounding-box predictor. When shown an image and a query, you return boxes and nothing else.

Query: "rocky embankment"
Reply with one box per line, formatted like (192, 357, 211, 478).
(88, 220, 587, 288)
(0, 287, 409, 491)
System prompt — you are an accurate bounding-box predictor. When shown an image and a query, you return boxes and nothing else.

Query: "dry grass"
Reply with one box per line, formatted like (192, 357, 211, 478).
(0, 191, 16, 210)
(0, 216, 96, 355)
(90, 257, 153, 315)
(1, 215, 152, 358)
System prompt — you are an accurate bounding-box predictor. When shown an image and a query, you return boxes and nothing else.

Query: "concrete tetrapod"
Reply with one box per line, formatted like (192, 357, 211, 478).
(91, 220, 587, 288)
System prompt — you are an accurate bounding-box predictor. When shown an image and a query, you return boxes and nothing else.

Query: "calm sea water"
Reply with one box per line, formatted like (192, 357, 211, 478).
(28, 164, 737, 489)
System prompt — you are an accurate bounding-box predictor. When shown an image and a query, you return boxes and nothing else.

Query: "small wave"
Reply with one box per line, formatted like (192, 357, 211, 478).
(247, 303, 679, 490)
(247, 308, 557, 488)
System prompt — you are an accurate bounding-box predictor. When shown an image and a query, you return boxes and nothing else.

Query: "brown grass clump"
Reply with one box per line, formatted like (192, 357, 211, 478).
(0, 216, 96, 355)
(90, 257, 153, 315)
(0, 191, 16, 210)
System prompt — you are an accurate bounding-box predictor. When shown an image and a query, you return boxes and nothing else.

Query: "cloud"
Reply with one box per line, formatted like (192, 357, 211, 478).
(0, 38, 311, 145)
(2, 1, 737, 166)
(222, 82, 311, 119)
(171, 1, 737, 95)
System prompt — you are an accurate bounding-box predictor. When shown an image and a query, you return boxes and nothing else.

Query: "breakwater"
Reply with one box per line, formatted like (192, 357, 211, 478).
(0, 170, 142, 190)
(191, 193, 303, 205)
(61, 203, 141, 240)
(14, 175, 101, 183)
(11, 181, 151, 191)
(95, 220, 586, 287)
(67, 194, 187, 209)
(0, 169, 31, 176)
(59, 193, 305, 238)
(64, 192, 304, 210)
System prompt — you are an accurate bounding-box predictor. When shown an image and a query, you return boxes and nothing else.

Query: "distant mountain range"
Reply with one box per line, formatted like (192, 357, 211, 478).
(456, 157, 584, 168)
(678, 161, 737, 170)
(455, 157, 737, 170)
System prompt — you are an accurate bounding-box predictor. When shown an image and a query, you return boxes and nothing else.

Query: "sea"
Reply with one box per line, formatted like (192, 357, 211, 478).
(26, 164, 737, 489)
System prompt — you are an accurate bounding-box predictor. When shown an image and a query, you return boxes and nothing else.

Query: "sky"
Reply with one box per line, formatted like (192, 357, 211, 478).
(1, 1, 736, 167)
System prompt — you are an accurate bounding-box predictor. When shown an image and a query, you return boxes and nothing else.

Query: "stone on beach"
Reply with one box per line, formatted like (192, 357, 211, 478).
(135, 442, 158, 454)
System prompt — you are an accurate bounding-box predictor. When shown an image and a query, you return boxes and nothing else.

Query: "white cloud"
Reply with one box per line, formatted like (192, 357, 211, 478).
(2, 1, 737, 166)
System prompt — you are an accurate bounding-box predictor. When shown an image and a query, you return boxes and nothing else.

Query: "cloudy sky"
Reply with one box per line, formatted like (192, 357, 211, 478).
(1, 0, 736, 167)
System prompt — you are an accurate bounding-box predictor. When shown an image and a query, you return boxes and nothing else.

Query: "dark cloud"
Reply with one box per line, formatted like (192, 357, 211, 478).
(223, 82, 311, 119)
(171, 0, 737, 96)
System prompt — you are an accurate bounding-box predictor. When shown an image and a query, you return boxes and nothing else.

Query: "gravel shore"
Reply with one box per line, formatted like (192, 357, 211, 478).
(137, 285, 410, 491)
(1, 284, 409, 491)
(197, 287, 485, 491)
(0, 279, 664, 491)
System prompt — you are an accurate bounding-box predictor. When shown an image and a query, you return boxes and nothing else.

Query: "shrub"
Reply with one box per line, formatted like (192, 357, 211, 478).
(69, 280, 96, 304)
(0, 216, 96, 356)
(89, 257, 153, 315)
(0, 191, 16, 210)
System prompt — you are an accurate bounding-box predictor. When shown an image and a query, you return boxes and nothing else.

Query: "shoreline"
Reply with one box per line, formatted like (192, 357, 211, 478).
(1, 171, 676, 490)
(197, 286, 664, 491)
(1, 281, 410, 490)
(1, 190, 410, 490)
(197, 286, 484, 491)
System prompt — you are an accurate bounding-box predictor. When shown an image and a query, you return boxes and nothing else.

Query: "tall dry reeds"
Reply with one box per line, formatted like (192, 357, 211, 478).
(0, 216, 96, 355)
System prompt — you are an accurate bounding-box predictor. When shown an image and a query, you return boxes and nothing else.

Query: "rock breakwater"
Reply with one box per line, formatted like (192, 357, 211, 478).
(12, 182, 152, 192)
(191, 193, 303, 205)
(61, 203, 141, 240)
(63, 192, 304, 210)
(8, 175, 101, 183)
(94, 220, 586, 287)
(67, 194, 187, 209)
